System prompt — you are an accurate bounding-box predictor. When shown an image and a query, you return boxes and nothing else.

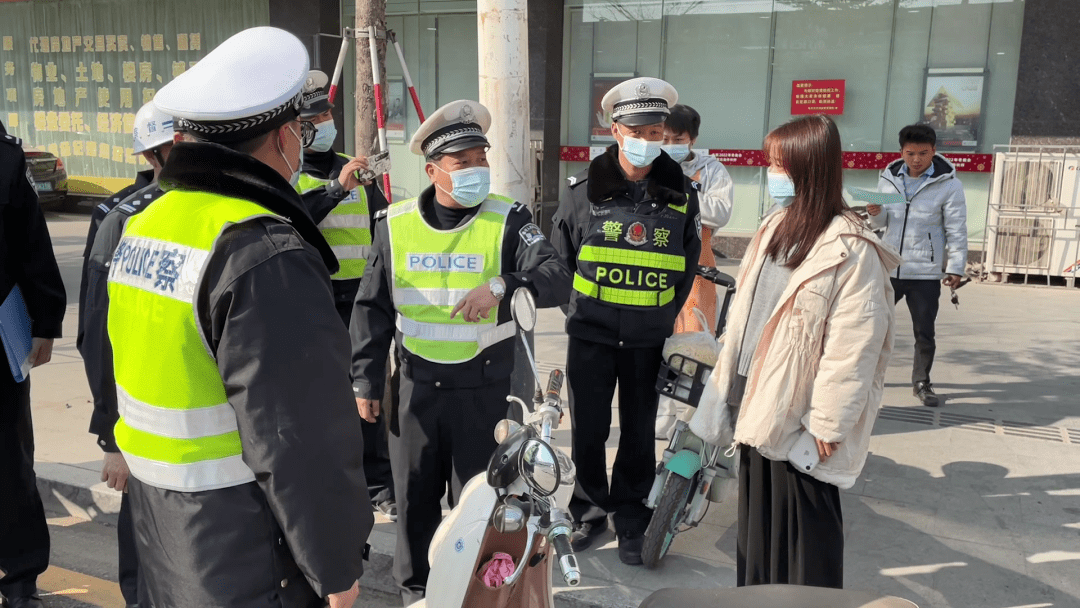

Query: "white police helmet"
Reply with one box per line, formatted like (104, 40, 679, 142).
(132, 101, 175, 154)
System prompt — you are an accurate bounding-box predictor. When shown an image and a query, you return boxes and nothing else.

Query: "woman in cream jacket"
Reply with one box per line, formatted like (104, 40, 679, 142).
(689, 115, 900, 588)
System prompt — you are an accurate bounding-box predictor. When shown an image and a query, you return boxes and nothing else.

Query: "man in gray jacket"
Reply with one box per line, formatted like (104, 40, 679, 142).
(867, 124, 967, 407)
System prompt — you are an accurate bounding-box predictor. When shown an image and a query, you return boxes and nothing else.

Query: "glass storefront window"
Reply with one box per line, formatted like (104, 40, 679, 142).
(562, 0, 1026, 242)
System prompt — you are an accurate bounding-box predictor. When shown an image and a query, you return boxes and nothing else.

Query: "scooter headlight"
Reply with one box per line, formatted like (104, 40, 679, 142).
(494, 419, 523, 444)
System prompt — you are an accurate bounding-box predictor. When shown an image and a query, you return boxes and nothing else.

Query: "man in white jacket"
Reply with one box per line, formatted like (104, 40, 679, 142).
(867, 124, 967, 407)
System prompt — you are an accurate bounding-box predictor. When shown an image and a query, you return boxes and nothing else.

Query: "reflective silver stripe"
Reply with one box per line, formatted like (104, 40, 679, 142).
(476, 321, 517, 351)
(117, 386, 238, 440)
(393, 287, 473, 307)
(388, 199, 419, 218)
(396, 315, 516, 349)
(107, 237, 209, 305)
(318, 214, 371, 230)
(123, 451, 256, 492)
(332, 245, 371, 260)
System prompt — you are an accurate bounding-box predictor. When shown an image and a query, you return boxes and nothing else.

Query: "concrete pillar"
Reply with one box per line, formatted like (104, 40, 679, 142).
(477, 0, 535, 402)
(477, 0, 532, 211)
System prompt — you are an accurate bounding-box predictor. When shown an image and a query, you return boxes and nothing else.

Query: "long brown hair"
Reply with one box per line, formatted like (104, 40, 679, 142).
(763, 115, 851, 268)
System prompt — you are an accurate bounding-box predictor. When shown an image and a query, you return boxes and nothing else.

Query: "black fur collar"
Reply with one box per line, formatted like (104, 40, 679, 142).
(158, 141, 337, 273)
(586, 144, 686, 206)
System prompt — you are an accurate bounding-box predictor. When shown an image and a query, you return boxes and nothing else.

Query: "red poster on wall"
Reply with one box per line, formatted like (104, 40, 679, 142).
(791, 80, 845, 115)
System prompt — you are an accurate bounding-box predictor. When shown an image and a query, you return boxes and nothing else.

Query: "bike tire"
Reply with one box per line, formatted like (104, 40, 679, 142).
(641, 473, 694, 569)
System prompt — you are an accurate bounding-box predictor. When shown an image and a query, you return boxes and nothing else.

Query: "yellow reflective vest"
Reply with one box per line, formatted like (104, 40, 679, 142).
(296, 154, 371, 281)
(107, 190, 278, 492)
(387, 195, 516, 364)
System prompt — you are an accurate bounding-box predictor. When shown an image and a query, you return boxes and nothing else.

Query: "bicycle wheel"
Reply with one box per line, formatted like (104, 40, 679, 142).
(641, 473, 694, 569)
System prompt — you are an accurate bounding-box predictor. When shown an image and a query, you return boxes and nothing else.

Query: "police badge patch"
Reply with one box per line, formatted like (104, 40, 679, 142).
(519, 223, 546, 247)
(25, 167, 35, 190)
(625, 221, 647, 246)
(695, 214, 702, 239)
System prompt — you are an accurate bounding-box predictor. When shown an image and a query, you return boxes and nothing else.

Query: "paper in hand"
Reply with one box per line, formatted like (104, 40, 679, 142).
(846, 187, 906, 206)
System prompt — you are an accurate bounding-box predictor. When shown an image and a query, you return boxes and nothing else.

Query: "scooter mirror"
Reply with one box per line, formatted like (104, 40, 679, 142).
(519, 438, 560, 497)
(492, 503, 526, 534)
(510, 287, 537, 332)
(494, 419, 523, 444)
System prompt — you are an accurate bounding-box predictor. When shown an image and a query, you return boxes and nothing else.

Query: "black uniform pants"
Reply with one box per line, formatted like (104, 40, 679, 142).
(334, 287, 394, 506)
(116, 491, 145, 605)
(737, 446, 843, 588)
(0, 361, 49, 600)
(389, 376, 509, 606)
(567, 337, 662, 537)
(891, 278, 940, 385)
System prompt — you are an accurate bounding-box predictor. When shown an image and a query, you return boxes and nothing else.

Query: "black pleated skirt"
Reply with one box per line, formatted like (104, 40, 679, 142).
(736, 445, 844, 588)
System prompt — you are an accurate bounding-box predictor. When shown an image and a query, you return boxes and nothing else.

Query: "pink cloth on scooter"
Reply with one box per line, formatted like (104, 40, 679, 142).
(480, 552, 516, 588)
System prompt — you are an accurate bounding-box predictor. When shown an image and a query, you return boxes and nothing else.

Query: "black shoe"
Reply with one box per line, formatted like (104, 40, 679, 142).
(374, 499, 398, 521)
(3, 595, 44, 608)
(914, 382, 940, 407)
(618, 532, 644, 565)
(570, 519, 608, 552)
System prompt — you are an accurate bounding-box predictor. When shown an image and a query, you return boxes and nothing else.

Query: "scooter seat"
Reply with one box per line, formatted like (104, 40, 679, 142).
(638, 585, 917, 608)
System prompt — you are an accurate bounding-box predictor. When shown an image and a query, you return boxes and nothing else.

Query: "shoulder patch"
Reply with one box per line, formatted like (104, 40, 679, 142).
(512, 202, 527, 213)
(518, 223, 546, 247)
(1, 133, 22, 146)
(375, 208, 389, 220)
(25, 167, 36, 190)
(691, 180, 703, 192)
(695, 214, 702, 239)
(567, 175, 577, 186)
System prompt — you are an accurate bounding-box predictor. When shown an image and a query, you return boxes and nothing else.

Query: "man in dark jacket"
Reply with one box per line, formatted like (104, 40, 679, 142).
(295, 71, 395, 520)
(106, 27, 372, 608)
(78, 99, 175, 607)
(0, 120, 67, 608)
(552, 77, 700, 565)
(350, 100, 571, 604)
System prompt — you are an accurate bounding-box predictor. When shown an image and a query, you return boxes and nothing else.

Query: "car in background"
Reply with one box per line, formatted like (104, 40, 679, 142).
(21, 143, 68, 206)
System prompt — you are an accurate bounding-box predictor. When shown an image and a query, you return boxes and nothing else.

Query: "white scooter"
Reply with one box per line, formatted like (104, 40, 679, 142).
(409, 288, 580, 608)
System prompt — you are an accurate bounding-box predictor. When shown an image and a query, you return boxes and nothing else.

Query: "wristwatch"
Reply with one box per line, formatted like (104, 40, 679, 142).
(488, 277, 506, 301)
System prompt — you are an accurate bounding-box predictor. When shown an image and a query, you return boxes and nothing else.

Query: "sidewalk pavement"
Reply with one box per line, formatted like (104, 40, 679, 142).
(29, 212, 1080, 608)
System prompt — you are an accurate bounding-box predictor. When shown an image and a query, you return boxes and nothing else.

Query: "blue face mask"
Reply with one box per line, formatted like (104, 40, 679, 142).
(620, 133, 663, 168)
(661, 143, 691, 163)
(435, 165, 491, 207)
(767, 171, 796, 208)
(309, 120, 337, 153)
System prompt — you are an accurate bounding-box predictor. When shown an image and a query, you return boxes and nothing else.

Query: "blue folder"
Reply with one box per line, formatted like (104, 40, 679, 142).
(1, 285, 34, 382)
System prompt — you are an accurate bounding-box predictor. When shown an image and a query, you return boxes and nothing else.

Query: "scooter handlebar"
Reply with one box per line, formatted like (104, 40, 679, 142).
(545, 369, 564, 404)
(551, 531, 581, 587)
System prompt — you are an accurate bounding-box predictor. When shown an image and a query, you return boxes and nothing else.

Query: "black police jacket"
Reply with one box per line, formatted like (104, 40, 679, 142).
(79, 181, 165, 452)
(552, 145, 701, 348)
(0, 128, 66, 341)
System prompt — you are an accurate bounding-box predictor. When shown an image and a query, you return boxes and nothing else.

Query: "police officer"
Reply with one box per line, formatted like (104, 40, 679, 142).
(350, 100, 571, 605)
(78, 107, 164, 292)
(295, 71, 395, 519)
(551, 77, 701, 565)
(0, 120, 67, 608)
(77, 100, 174, 608)
(107, 27, 372, 608)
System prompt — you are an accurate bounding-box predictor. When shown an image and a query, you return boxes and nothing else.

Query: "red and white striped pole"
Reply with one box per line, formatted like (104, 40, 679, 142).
(327, 34, 351, 104)
(368, 25, 392, 202)
(388, 30, 425, 122)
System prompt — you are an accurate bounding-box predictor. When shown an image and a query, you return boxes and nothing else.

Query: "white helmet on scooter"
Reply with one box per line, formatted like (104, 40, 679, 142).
(132, 100, 175, 154)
